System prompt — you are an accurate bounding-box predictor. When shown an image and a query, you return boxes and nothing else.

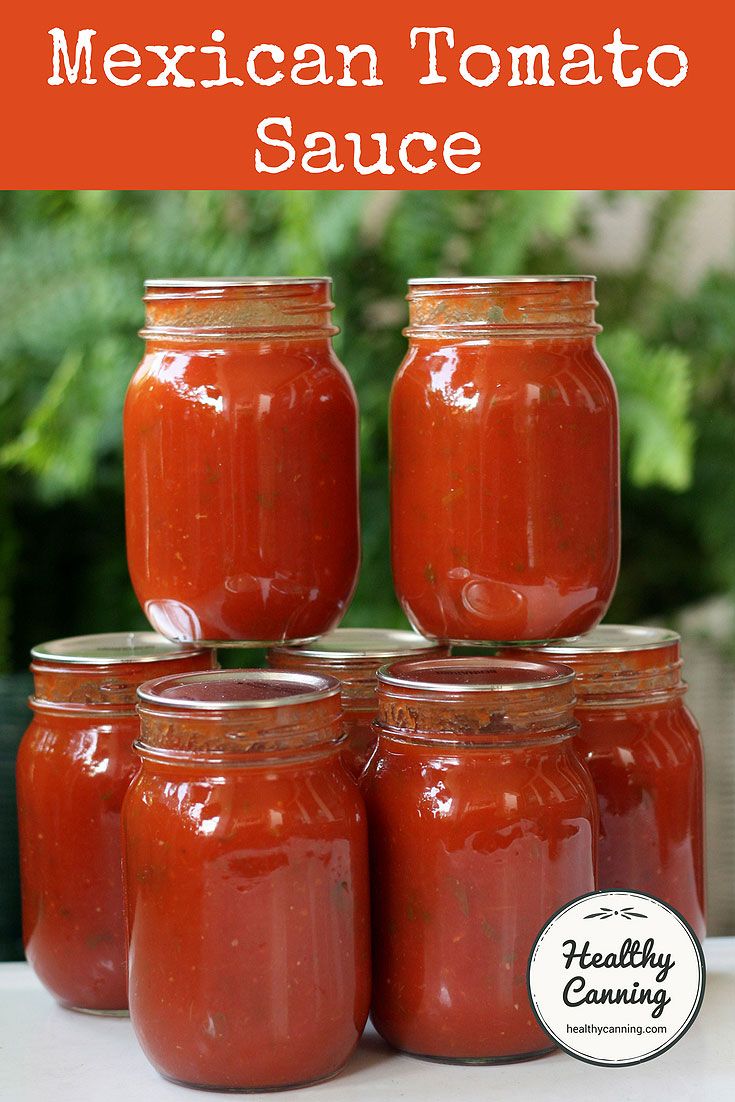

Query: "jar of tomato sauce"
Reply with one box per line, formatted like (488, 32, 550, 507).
(363, 656, 597, 1063)
(268, 629, 449, 778)
(124, 669, 371, 1091)
(124, 277, 360, 646)
(390, 276, 620, 644)
(506, 626, 706, 938)
(16, 632, 213, 1014)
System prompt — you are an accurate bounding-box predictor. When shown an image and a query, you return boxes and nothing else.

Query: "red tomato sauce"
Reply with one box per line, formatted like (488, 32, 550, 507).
(268, 629, 449, 778)
(390, 277, 619, 644)
(16, 634, 212, 1013)
(123, 279, 360, 645)
(508, 627, 705, 938)
(123, 670, 371, 1090)
(362, 656, 597, 1062)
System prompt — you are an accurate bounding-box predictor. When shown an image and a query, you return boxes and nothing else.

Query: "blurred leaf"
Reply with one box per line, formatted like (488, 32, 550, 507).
(599, 328, 694, 491)
(1, 338, 130, 499)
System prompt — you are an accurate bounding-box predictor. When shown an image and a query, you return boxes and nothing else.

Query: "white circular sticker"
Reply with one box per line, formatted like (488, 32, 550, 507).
(528, 890, 705, 1066)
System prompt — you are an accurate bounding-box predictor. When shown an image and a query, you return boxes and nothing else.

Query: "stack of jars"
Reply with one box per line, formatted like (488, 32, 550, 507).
(16, 276, 705, 1090)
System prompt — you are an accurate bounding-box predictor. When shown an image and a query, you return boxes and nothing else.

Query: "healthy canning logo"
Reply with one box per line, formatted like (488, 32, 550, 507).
(527, 891, 705, 1066)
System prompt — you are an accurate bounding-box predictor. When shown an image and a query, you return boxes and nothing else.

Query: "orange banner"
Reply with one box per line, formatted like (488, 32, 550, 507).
(3, 1, 732, 187)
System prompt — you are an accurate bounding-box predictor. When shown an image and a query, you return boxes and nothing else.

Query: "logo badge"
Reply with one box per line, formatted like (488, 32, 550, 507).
(528, 890, 705, 1066)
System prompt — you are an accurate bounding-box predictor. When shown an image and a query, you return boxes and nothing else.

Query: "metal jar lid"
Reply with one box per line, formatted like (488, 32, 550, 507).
(144, 277, 332, 290)
(138, 669, 341, 711)
(31, 631, 207, 666)
(407, 275, 595, 286)
(272, 628, 445, 662)
(531, 625, 680, 655)
(378, 655, 574, 694)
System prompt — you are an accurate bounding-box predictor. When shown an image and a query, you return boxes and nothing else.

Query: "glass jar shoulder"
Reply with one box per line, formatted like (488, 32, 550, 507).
(125, 755, 366, 846)
(17, 713, 139, 781)
(126, 341, 356, 413)
(362, 739, 595, 827)
(575, 701, 703, 768)
(392, 338, 616, 416)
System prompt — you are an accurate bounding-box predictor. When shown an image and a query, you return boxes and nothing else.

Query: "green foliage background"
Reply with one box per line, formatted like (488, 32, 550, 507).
(0, 189, 733, 671)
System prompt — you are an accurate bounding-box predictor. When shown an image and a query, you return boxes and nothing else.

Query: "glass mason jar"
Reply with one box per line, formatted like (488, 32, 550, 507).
(506, 626, 706, 938)
(16, 632, 213, 1014)
(124, 278, 360, 646)
(268, 629, 449, 779)
(124, 669, 371, 1091)
(390, 277, 620, 645)
(362, 656, 597, 1063)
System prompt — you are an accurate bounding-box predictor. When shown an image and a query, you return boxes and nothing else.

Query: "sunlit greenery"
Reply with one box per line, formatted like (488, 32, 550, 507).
(0, 190, 733, 670)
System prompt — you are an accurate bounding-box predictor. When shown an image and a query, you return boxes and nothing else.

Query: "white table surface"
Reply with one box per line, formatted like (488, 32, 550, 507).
(1, 939, 733, 1101)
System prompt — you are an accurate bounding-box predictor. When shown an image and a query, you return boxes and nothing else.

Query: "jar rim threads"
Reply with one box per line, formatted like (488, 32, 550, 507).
(29, 631, 214, 712)
(405, 274, 600, 338)
(135, 670, 345, 764)
(376, 656, 578, 745)
(140, 277, 338, 341)
(501, 625, 685, 706)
